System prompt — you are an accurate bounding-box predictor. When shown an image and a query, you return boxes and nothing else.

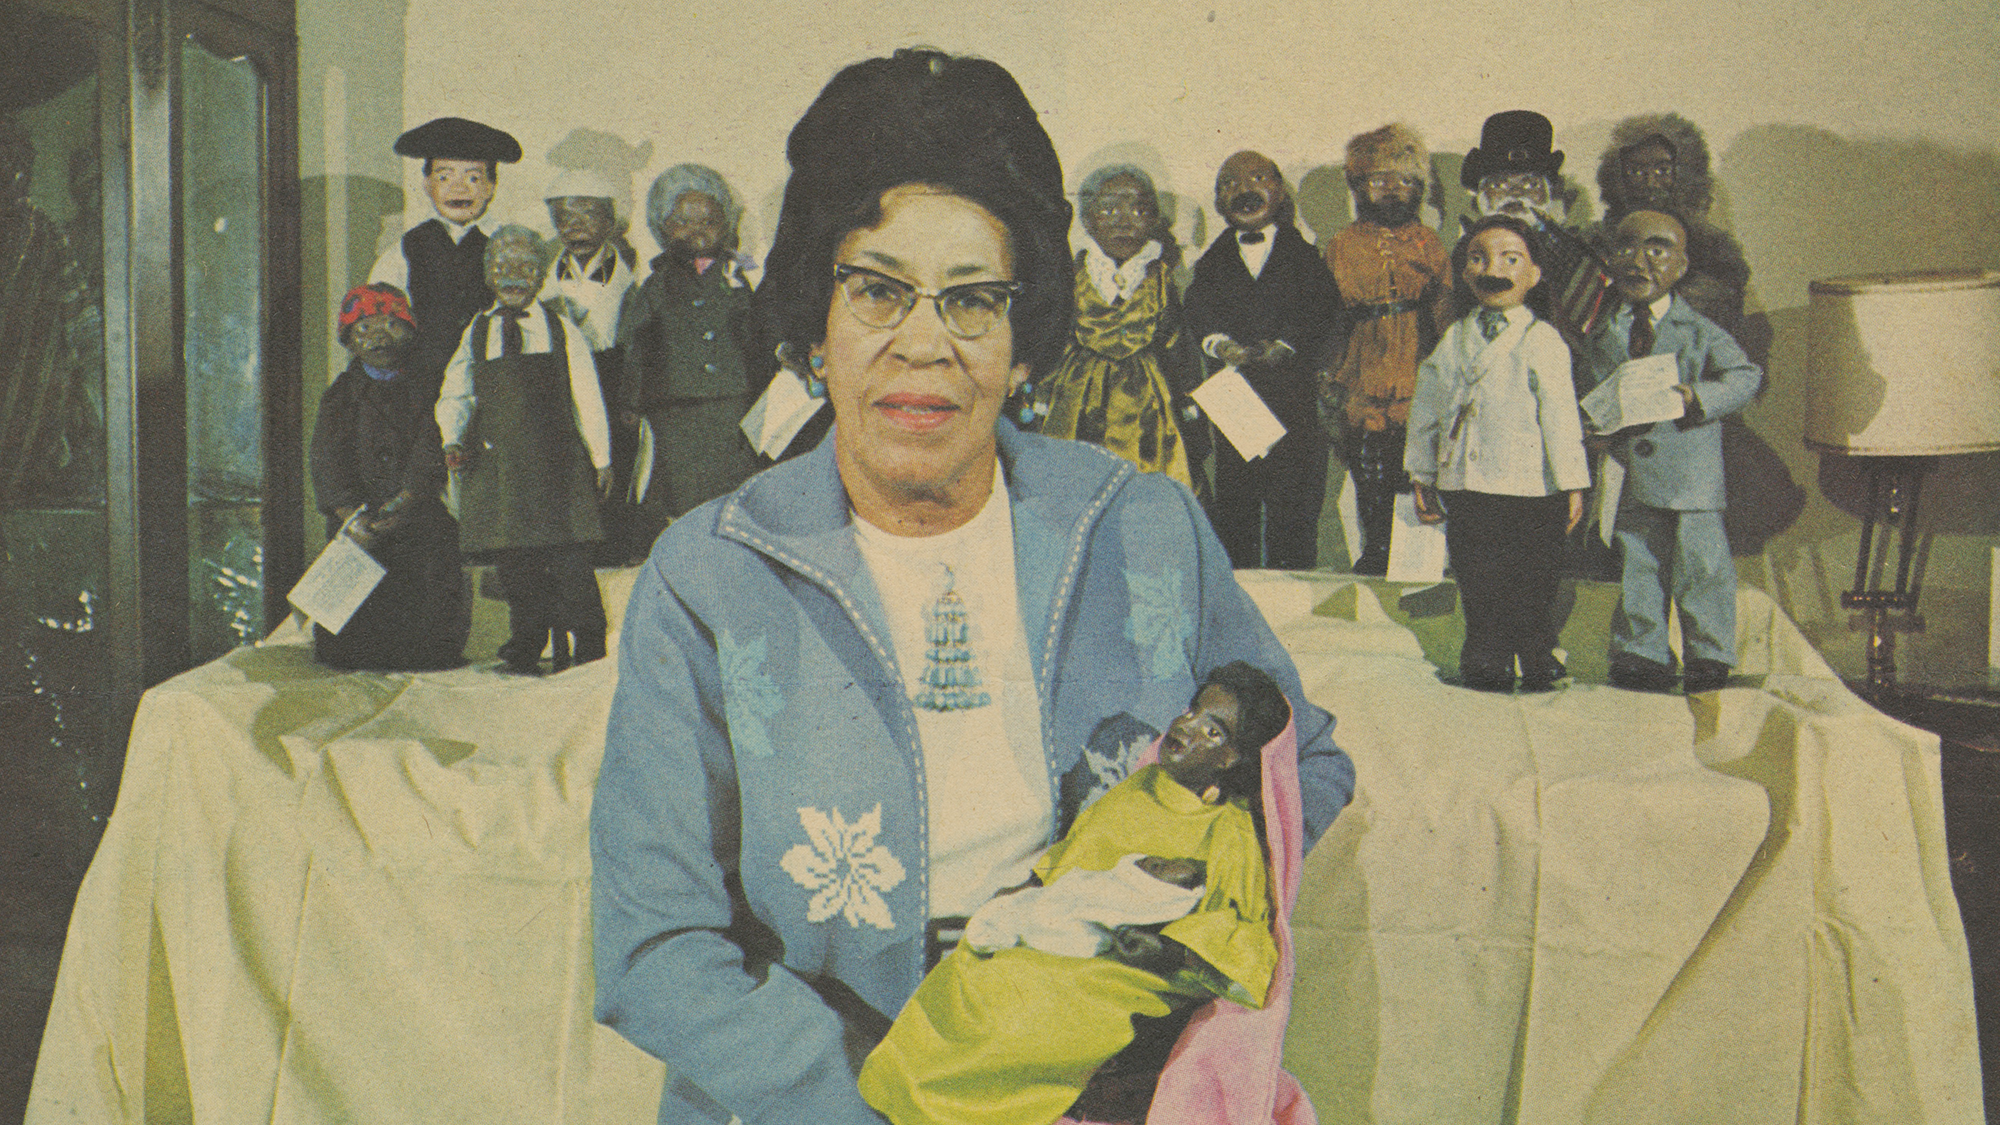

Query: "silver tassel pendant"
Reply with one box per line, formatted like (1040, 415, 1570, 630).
(914, 566, 990, 712)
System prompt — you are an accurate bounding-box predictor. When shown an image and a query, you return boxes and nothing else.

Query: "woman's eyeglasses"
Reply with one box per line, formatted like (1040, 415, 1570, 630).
(834, 264, 1021, 340)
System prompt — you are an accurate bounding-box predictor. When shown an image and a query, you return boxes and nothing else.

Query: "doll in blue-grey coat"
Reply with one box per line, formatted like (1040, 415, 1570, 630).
(1579, 210, 1762, 695)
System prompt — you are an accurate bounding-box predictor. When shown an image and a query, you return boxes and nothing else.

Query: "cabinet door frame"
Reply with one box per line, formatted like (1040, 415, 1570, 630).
(101, 0, 299, 744)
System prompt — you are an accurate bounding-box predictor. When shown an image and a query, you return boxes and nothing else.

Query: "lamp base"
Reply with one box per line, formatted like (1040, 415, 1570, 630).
(1841, 456, 1933, 698)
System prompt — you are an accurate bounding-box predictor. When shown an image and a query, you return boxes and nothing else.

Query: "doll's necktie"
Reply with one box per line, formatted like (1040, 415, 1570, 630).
(497, 308, 529, 357)
(1628, 306, 1655, 359)
(1478, 308, 1507, 341)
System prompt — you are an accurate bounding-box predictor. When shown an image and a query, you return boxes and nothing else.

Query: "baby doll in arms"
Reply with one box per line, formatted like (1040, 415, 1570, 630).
(859, 663, 1289, 1125)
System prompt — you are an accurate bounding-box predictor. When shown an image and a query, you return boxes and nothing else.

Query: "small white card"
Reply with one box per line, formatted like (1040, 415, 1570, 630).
(740, 370, 827, 460)
(1190, 367, 1287, 461)
(1581, 353, 1684, 433)
(1336, 472, 1362, 567)
(631, 417, 655, 505)
(1594, 453, 1626, 546)
(1386, 491, 1448, 583)
(287, 523, 385, 634)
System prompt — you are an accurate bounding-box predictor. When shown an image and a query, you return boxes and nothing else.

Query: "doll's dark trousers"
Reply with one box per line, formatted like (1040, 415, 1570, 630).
(495, 543, 606, 667)
(1442, 489, 1569, 678)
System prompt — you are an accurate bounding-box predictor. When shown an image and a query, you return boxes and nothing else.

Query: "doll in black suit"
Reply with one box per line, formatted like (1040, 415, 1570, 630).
(1182, 151, 1341, 570)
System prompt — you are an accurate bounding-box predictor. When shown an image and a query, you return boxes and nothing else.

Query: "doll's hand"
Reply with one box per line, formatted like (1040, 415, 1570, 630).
(1566, 489, 1585, 534)
(443, 443, 471, 471)
(366, 491, 414, 539)
(1213, 339, 1253, 368)
(1106, 926, 1185, 975)
(337, 508, 379, 551)
(1412, 483, 1445, 524)
(1251, 339, 1295, 367)
(1134, 856, 1206, 889)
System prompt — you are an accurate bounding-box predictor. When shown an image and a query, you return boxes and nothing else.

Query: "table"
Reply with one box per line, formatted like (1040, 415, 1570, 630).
(28, 571, 1981, 1123)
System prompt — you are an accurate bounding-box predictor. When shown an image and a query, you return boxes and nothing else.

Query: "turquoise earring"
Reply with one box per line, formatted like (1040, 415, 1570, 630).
(807, 353, 826, 399)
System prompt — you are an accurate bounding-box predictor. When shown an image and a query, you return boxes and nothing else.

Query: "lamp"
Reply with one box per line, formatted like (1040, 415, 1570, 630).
(1804, 268, 2000, 701)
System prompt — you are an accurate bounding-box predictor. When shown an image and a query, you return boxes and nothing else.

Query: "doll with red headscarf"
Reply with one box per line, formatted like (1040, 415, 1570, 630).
(309, 282, 469, 670)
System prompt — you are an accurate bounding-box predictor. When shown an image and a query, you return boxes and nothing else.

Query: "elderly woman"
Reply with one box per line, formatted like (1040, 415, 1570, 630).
(591, 49, 1352, 1125)
(1034, 164, 1205, 497)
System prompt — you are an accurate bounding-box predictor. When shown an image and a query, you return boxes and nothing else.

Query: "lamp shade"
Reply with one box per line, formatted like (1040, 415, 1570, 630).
(1804, 268, 2000, 455)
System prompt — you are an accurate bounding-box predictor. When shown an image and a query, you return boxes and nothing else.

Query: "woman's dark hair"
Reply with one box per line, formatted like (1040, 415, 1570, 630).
(1199, 660, 1289, 804)
(1450, 212, 1552, 321)
(757, 48, 1075, 377)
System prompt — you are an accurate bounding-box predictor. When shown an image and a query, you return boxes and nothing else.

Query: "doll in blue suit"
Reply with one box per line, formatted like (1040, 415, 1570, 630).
(1579, 211, 1762, 694)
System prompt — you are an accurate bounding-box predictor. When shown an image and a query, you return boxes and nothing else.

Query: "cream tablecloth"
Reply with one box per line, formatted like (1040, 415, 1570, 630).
(28, 570, 1981, 1123)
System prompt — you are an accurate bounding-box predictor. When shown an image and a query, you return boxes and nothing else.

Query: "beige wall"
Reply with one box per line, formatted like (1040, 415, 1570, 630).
(300, 0, 2000, 684)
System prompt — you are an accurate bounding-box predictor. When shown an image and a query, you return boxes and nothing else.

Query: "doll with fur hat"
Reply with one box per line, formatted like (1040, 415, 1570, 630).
(1321, 124, 1452, 575)
(1591, 114, 1751, 332)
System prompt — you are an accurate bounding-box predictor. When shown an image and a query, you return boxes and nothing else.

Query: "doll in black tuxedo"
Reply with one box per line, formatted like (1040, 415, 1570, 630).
(1182, 151, 1340, 570)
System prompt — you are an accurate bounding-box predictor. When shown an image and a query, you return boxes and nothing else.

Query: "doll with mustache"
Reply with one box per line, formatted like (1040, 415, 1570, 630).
(1460, 110, 1615, 345)
(1322, 125, 1452, 575)
(1405, 216, 1590, 692)
(1181, 151, 1341, 570)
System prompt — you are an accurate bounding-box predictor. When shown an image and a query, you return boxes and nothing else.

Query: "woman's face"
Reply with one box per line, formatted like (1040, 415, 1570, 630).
(820, 185, 1026, 520)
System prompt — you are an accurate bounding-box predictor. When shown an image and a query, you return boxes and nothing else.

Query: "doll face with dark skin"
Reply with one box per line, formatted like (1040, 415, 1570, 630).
(1618, 140, 1676, 212)
(1354, 170, 1422, 227)
(424, 158, 496, 225)
(548, 196, 615, 260)
(485, 239, 545, 310)
(344, 311, 414, 369)
(1464, 227, 1541, 310)
(1081, 173, 1160, 266)
(1159, 684, 1243, 798)
(660, 191, 729, 262)
(1608, 210, 1688, 305)
(1134, 855, 1207, 889)
(1475, 172, 1551, 223)
(1214, 151, 1284, 232)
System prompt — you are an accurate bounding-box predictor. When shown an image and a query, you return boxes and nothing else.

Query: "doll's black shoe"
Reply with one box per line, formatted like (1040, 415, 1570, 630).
(1682, 658, 1732, 694)
(1458, 663, 1517, 693)
(1609, 654, 1677, 693)
(1518, 657, 1568, 693)
(1351, 546, 1389, 577)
